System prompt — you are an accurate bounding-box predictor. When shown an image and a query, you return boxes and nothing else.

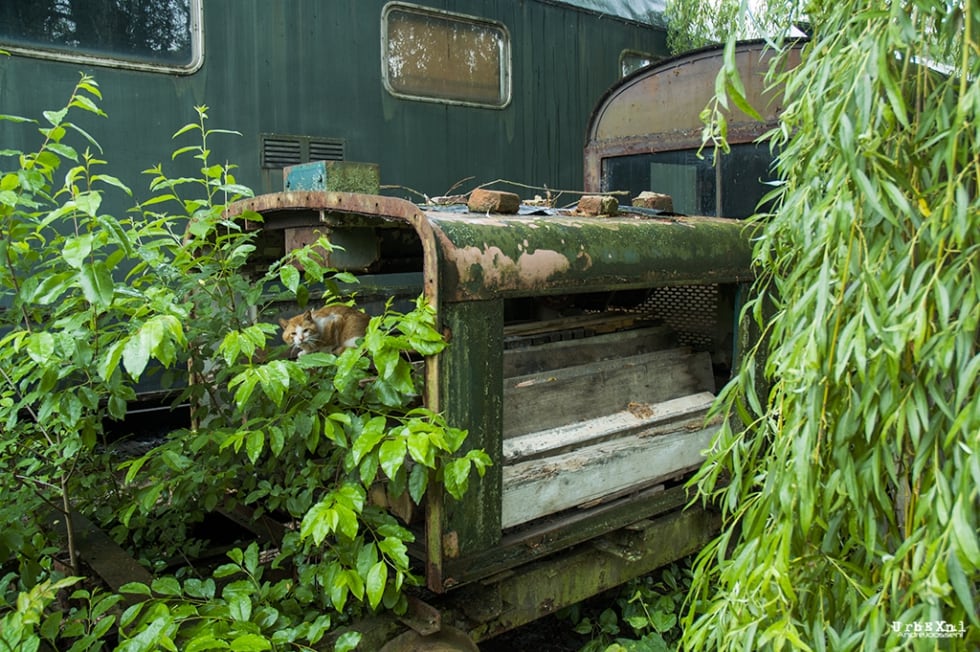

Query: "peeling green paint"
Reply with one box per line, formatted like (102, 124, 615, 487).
(426, 214, 753, 301)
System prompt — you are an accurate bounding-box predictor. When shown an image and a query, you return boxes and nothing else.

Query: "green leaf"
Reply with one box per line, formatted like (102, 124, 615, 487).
(69, 93, 105, 116)
(62, 233, 94, 269)
(443, 458, 472, 500)
(122, 332, 151, 380)
(150, 576, 182, 598)
(227, 593, 253, 623)
(333, 631, 362, 652)
(74, 190, 102, 217)
(951, 497, 980, 568)
(185, 635, 232, 652)
(279, 265, 300, 294)
(379, 438, 407, 480)
(300, 502, 338, 545)
(26, 332, 55, 364)
(365, 561, 387, 610)
(408, 463, 429, 503)
(351, 416, 387, 465)
(30, 272, 73, 305)
(245, 430, 265, 464)
(77, 261, 114, 309)
(119, 582, 153, 597)
(229, 634, 270, 651)
(42, 108, 68, 127)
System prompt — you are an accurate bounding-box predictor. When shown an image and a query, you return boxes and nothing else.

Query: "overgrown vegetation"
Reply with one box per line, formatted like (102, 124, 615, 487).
(680, 2, 980, 650)
(563, 559, 692, 652)
(663, 0, 803, 54)
(0, 75, 488, 650)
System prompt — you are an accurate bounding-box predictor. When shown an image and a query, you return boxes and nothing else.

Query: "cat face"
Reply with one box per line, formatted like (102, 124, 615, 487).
(279, 312, 319, 351)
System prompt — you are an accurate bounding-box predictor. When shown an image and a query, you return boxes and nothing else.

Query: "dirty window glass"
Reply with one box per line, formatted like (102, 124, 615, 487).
(602, 145, 778, 218)
(383, 3, 510, 108)
(620, 50, 658, 77)
(0, 0, 198, 70)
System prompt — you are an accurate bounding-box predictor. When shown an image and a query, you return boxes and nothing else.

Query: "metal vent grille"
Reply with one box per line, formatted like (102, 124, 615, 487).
(637, 285, 719, 349)
(261, 137, 302, 168)
(261, 135, 345, 168)
(309, 139, 345, 162)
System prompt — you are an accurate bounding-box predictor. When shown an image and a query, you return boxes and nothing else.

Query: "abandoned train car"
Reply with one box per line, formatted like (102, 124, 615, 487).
(224, 40, 802, 649)
(0, 0, 668, 200)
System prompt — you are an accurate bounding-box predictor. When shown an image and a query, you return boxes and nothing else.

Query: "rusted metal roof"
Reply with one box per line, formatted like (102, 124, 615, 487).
(227, 190, 753, 304)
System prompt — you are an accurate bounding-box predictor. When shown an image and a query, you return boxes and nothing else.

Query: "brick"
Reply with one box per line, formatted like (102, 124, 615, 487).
(576, 195, 619, 216)
(468, 188, 521, 214)
(632, 191, 674, 212)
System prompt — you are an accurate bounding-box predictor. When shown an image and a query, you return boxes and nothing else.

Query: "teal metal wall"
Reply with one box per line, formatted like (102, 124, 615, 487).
(0, 1, 667, 203)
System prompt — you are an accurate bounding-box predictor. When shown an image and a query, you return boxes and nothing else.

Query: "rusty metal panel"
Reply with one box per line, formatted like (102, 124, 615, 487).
(424, 212, 754, 301)
(229, 192, 754, 304)
(584, 40, 804, 192)
(228, 190, 752, 593)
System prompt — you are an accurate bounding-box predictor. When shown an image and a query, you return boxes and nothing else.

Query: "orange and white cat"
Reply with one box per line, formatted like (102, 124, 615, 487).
(279, 304, 370, 356)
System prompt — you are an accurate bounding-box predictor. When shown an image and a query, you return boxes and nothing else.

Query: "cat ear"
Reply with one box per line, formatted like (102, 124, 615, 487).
(279, 318, 288, 328)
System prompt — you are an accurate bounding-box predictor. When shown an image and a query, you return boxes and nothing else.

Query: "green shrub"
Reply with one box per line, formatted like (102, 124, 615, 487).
(1, 75, 488, 651)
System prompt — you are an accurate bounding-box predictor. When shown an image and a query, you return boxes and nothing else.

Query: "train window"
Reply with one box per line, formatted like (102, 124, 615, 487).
(0, 0, 202, 73)
(602, 144, 779, 218)
(620, 50, 658, 77)
(382, 3, 511, 108)
(604, 150, 716, 215)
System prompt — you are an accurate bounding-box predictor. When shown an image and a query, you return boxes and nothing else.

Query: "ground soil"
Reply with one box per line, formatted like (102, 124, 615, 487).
(478, 613, 591, 651)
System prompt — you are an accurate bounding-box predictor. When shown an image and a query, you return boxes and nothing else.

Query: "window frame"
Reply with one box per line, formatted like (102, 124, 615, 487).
(0, 0, 204, 75)
(381, 2, 512, 109)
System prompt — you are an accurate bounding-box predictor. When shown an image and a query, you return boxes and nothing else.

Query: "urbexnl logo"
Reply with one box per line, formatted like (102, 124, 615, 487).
(890, 620, 967, 639)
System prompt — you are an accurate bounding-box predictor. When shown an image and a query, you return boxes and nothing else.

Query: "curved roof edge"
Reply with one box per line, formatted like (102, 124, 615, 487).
(539, 0, 667, 27)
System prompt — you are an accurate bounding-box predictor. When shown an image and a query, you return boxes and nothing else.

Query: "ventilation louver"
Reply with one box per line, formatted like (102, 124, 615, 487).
(261, 135, 345, 168)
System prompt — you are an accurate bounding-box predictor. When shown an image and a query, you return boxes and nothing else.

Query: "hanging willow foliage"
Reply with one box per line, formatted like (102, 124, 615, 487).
(683, 2, 979, 651)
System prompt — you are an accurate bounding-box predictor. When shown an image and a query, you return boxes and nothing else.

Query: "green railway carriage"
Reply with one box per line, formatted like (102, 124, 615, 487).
(0, 0, 668, 200)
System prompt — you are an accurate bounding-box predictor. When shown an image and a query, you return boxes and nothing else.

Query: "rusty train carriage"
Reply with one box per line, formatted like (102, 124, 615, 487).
(220, 40, 804, 649)
(225, 191, 749, 646)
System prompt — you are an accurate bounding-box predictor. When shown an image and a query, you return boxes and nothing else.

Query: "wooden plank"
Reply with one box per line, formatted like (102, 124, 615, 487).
(501, 421, 719, 528)
(503, 391, 715, 463)
(439, 483, 690, 590)
(503, 312, 641, 339)
(446, 508, 722, 640)
(502, 325, 675, 378)
(503, 348, 715, 439)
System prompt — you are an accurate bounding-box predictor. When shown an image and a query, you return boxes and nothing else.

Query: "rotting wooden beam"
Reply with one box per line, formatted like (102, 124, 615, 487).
(45, 509, 153, 599)
(440, 506, 721, 642)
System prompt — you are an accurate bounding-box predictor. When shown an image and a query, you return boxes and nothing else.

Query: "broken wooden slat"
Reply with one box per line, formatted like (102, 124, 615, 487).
(503, 391, 715, 463)
(501, 421, 718, 529)
(502, 325, 675, 378)
(503, 348, 715, 439)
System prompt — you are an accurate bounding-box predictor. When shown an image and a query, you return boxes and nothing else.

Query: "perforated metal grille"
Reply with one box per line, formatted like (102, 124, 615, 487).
(636, 284, 719, 348)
